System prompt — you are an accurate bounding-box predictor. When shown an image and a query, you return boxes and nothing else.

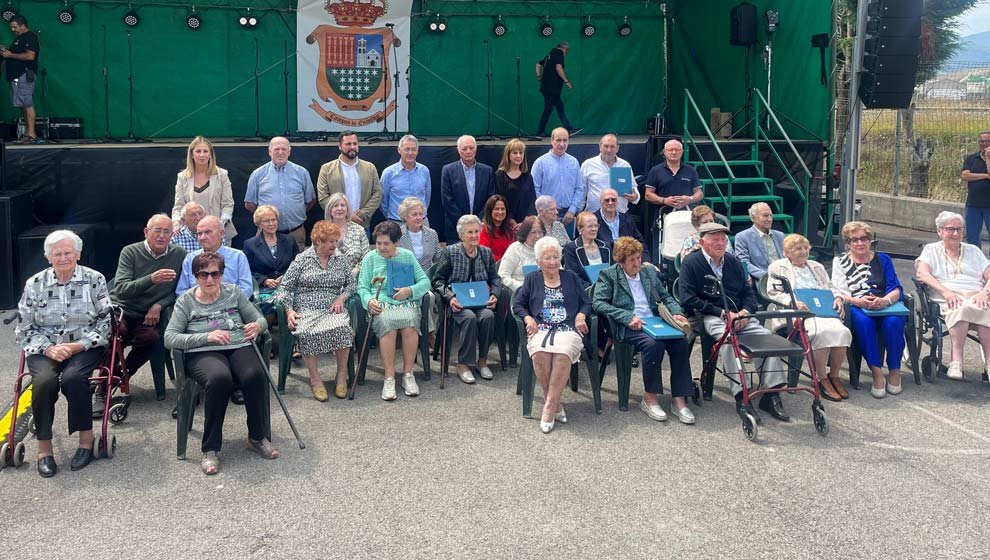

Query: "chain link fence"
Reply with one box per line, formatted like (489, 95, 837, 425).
(857, 62, 990, 202)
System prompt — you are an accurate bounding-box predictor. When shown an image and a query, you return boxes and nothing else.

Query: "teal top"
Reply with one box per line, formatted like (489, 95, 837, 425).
(357, 247, 430, 309)
(164, 283, 268, 351)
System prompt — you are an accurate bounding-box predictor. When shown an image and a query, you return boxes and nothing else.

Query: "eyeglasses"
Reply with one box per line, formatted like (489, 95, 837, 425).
(848, 235, 871, 244)
(260, 219, 278, 225)
(602, 198, 618, 203)
(195, 271, 222, 280)
(540, 255, 561, 262)
(940, 227, 964, 234)
(148, 227, 172, 236)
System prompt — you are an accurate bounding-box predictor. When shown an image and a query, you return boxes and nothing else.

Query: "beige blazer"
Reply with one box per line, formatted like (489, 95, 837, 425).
(171, 167, 237, 241)
(316, 158, 383, 223)
(765, 258, 839, 333)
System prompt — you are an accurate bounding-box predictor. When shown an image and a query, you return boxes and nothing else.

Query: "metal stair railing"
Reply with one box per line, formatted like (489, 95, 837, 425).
(753, 88, 812, 236)
(683, 89, 735, 211)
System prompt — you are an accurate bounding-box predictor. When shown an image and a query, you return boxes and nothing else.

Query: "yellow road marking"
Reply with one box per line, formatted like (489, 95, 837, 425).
(0, 384, 32, 439)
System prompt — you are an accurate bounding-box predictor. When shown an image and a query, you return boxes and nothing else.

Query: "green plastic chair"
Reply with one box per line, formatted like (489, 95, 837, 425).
(275, 298, 358, 393)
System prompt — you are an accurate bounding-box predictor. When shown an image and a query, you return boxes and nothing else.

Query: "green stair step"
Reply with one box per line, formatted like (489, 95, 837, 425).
(700, 177, 773, 185)
(688, 159, 763, 167)
(726, 213, 792, 223)
(704, 195, 782, 204)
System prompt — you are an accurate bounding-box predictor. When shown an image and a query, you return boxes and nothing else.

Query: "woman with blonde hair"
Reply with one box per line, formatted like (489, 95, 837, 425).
(494, 138, 536, 222)
(171, 136, 236, 243)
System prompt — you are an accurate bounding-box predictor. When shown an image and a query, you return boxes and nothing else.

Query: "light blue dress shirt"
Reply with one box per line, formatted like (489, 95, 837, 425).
(625, 272, 654, 318)
(245, 160, 316, 231)
(602, 213, 620, 241)
(381, 161, 432, 220)
(532, 151, 584, 214)
(176, 245, 254, 298)
(462, 162, 477, 211)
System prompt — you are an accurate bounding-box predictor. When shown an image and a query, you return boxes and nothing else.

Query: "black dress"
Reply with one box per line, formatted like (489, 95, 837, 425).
(495, 169, 537, 223)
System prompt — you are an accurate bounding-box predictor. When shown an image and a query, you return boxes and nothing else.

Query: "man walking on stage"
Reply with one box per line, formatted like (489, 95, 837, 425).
(1, 15, 40, 144)
(535, 41, 578, 138)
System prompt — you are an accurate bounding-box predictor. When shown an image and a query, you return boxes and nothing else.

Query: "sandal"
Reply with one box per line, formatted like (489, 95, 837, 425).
(247, 438, 279, 459)
(200, 451, 220, 475)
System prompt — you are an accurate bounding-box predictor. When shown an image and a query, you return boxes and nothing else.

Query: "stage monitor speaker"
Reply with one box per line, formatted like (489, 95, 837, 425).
(17, 224, 96, 290)
(858, 0, 923, 109)
(730, 2, 758, 46)
(0, 190, 34, 309)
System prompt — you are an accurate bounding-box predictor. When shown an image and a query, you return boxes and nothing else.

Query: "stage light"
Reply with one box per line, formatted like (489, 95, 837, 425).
(186, 9, 202, 30)
(58, 2, 74, 25)
(493, 16, 506, 37)
(582, 17, 596, 37)
(123, 9, 139, 27)
(539, 17, 553, 37)
(618, 16, 632, 37)
(428, 13, 446, 32)
(1, 4, 16, 22)
(238, 9, 257, 28)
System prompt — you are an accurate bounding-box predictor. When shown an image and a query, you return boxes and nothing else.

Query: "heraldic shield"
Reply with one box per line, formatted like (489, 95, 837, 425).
(306, 1, 399, 125)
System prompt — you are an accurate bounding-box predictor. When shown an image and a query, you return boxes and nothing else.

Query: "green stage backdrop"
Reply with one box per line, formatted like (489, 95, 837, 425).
(0, 0, 828, 140)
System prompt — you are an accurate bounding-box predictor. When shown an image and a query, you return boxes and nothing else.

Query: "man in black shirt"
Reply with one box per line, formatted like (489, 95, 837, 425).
(962, 131, 990, 251)
(535, 42, 576, 138)
(643, 139, 703, 209)
(1, 15, 39, 143)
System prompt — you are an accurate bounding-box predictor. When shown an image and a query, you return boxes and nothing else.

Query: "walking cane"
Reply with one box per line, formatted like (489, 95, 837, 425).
(350, 276, 385, 400)
(250, 341, 306, 450)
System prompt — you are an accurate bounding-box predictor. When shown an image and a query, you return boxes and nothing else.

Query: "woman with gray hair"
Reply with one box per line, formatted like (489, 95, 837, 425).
(513, 236, 590, 433)
(536, 195, 571, 248)
(325, 191, 370, 273)
(916, 211, 990, 379)
(398, 196, 442, 336)
(15, 230, 112, 477)
(431, 214, 502, 383)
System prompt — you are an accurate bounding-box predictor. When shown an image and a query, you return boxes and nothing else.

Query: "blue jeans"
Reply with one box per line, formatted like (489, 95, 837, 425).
(965, 205, 990, 250)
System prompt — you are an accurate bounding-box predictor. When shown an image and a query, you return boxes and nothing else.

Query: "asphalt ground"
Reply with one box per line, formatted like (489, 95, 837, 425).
(1, 224, 988, 560)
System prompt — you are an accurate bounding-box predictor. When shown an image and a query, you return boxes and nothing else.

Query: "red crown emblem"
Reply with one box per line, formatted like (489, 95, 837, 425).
(326, 0, 388, 27)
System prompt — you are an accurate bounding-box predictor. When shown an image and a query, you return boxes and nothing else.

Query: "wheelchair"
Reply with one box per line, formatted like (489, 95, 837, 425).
(913, 277, 986, 382)
(700, 275, 828, 442)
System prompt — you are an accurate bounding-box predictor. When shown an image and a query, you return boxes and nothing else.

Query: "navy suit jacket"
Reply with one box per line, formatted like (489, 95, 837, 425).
(440, 160, 494, 242)
(595, 209, 648, 262)
(242, 231, 299, 287)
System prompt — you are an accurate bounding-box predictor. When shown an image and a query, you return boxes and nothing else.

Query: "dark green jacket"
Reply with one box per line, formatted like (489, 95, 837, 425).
(592, 264, 681, 342)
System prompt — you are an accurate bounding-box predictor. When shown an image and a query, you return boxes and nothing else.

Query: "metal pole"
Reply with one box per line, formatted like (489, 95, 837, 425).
(839, 0, 870, 230)
(892, 110, 901, 195)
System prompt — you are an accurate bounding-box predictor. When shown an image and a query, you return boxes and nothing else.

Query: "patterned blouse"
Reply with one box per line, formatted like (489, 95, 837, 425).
(15, 265, 112, 355)
(338, 221, 370, 272)
(538, 286, 572, 332)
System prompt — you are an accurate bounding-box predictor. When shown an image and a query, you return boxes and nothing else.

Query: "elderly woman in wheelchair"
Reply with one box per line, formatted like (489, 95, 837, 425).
(915, 211, 990, 380)
(766, 234, 852, 402)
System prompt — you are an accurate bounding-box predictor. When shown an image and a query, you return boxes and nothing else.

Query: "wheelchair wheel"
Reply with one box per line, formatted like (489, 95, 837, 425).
(741, 413, 758, 442)
(0, 442, 9, 467)
(691, 381, 702, 406)
(28, 417, 35, 435)
(812, 405, 829, 436)
(13, 441, 25, 467)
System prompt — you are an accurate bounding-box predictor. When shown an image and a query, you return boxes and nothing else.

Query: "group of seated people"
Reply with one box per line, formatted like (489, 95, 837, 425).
(13, 130, 990, 476)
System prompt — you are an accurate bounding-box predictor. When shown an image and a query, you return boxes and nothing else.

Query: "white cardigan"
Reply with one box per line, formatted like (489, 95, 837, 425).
(499, 241, 536, 292)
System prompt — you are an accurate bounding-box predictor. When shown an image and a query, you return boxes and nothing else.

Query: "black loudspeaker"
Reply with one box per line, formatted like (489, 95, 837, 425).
(17, 224, 97, 290)
(0, 190, 34, 309)
(730, 2, 758, 46)
(858, 0, 923, 109)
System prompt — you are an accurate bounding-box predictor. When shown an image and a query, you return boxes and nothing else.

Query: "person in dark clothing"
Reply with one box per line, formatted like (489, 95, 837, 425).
(961, 131, 990, 252)
(535, 42, 575, 137)
(1, 15, 40, 143)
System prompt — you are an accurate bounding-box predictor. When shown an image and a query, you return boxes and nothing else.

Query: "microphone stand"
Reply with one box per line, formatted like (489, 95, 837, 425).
(120, 29, 145, 142)
(477, 40, 501, 141)
(98, 25, 118, 143)
(366, 23, 398, 143)
(514, 56, 540, 141)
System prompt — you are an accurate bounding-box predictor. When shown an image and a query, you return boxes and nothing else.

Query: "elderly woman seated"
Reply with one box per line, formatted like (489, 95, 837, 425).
(164, 252, 276, 475)
(243, 204, 299, 316)
(562, 211, 611, 285)
(275, 220, 356, 401)
(513, 237, 591, 433)
(680, 205, 733, 258)
(397, 196, 442, 340)
(15, 230, 111, 477)
(535, 194, 571, 248)
(592, 236, 695, 424)
(499, 216, 544, 292)
(325, 192, 370, 273)
(916, 211, 990, 380)
(358, 221, 431, 401)
(832, 221, 906, 398)
(766, 234, 852, 402)
(432, 214, 502, 383)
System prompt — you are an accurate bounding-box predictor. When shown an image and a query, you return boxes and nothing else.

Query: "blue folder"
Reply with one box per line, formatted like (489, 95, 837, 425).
(641, 316, 687, 340)
(451, 281, 490, 309)
(609, 166, 634, 196)
(863, 301, 909, 317)
(584, 263, 609, 284)
(522, 264, 539, 276)
(795, 288, 840, 319)
(386, 260, 415, 296)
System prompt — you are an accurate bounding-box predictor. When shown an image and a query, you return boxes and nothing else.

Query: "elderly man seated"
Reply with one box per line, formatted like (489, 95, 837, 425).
(678, 222, 790, 421)
(734, 202, 785, 280)
(110, 214, 186, 384)
(595, 188, 648, 262)
(176, 215, 252, 298)
(171, 201, 221, 253)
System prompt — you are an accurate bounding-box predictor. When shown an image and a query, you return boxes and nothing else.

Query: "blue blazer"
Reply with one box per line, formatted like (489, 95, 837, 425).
(513, 268, 592, 331)
(440, 160, 495, 242)
(562, 239, 612, 286)
(243, 231, 299, 287)
(595, 209, 648, 262)
(734, 225, 785, 280)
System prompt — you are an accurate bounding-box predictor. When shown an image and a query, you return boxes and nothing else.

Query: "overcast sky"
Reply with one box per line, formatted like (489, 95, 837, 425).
(960, 0, 990, 35)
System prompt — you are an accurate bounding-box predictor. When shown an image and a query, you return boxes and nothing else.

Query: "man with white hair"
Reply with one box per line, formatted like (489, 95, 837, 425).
(643, 139, 702, 210)
(244, 136, 316, 250)
(734, 202, 785, 280)
(175, 215, 252, 298)
(381, 134, 431, 223)
(581, 133, 640, 215)
(171, 201, 214, 253)
(110, 214, 186, 384)
(440, 135, 494, 241)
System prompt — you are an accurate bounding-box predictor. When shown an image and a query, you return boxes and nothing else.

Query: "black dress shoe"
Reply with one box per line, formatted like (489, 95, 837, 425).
(70, 447, 95, 471)
(37, 456, 57, 478)
(230, 389, 245, 405)
(171, 406, 178, 420)
(759, 393, 791, 422)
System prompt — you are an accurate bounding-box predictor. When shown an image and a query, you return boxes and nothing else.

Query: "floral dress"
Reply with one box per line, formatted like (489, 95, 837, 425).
(274, 247, 355, 355)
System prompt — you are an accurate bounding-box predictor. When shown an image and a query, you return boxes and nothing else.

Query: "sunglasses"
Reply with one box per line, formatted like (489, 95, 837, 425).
(195, 271, 222, 280)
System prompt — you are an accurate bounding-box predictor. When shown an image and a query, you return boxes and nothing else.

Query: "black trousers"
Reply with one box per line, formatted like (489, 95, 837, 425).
(185, 346, 267, 453)
(119, 315, 160, 376)
(537, 93, 573, 135)
(27, 347, 106, 441)
(621, 330, 693, 397)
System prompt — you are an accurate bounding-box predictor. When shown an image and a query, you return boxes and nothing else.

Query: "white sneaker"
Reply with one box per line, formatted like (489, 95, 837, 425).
(402, 373, 419, 396)
(640, 400, 668, 422)
(947, 361, 963, 380)
(381, 378, 397, 401)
